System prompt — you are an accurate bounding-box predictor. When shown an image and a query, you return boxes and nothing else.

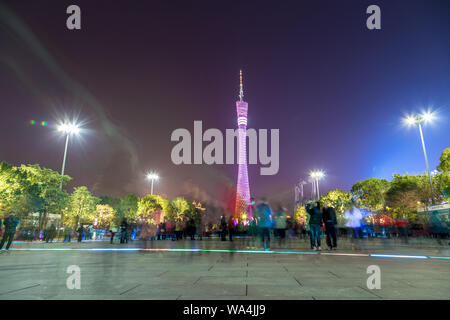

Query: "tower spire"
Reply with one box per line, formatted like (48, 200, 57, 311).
(239, 69, 244, 102)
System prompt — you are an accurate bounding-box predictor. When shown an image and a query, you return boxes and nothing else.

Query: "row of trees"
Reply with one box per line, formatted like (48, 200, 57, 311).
(0, 161, 204, 230)
(295, 147, 450, 225)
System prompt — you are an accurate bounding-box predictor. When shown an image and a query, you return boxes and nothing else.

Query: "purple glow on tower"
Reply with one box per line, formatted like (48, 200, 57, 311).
(235, 70, 251, 218)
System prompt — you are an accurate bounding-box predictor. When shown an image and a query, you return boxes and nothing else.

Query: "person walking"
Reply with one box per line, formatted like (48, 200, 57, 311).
(255, 199, 273, 251)
(306, 201, 322, 251)
(344, 205, 363, 250)
(0, 214, 20, 253)
(274, 206, 287, 248)
(322, 202, 338, 250)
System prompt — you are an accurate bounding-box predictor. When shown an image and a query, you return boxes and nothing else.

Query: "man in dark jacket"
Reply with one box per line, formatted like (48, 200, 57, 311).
(306, 202, 322, 251)
(322, 202, 338, 250)
(0, 214, 20, 252)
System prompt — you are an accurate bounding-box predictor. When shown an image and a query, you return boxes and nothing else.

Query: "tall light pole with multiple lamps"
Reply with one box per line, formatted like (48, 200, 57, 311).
(309, 170, 325, 201)
(57, 123, 80, 189)
(403, 111, 436, 204)
(146, 172, 159, 195)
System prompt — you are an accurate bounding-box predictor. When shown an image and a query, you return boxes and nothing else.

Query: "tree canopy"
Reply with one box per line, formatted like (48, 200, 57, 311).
(351, 178, 390, 212)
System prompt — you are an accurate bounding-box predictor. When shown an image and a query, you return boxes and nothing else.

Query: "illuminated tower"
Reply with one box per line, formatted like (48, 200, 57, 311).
(235, 70, 251, 218)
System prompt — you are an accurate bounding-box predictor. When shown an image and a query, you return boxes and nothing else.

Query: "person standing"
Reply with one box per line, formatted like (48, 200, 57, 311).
(64, 225, 73, 242)
(306, 201, 322, 251)
(46, 223, 56, 243)
(227, 216, 235, 241)
(110, 224, 118, 244)
(255, 199, 273, 251)
(120, 219, 129, 244)
(247, 218, 258, 249)
(0, 214, 20, 252)
(187, 217, 196, 240)
(77, 225, 84, 243)
(161, 220, 167, 240)
(322, 202, 338, 250)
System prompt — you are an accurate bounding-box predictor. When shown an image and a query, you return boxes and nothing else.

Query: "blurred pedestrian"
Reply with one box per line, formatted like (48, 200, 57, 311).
(274, 206, 287, 248)
(187, 217, 196, 240)
(323, 202, 338, 250)
(0, 214, 20, 252)
(46, 223, 56, 243)
(77, 225, 84, 243)
(161, 219, 167, 240)
(228, 216, 235, 241)
(110, 224, 118, 244)
(255, 199, 273, 250)
(344, 205, 363, 250)
(64, 225, 73, 242)
(306, 201, 322, 251)
(246, 218, 258, 249)
(175, 220, 183, 240)
(220, 216, 227, 241)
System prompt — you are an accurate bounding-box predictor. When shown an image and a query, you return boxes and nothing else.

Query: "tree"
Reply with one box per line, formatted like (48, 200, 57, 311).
(294, 205, 307, 225)
(165, 197, 190, 222)
(65, 186, 99, 227)
(437, 147, 450, 173)
(320, 189, 353, 226)
(185, 201, 203, 225)
(99, 195, 122, 210)
(436, 147, 450, 200)
(0, 162, 71, 228)
(351, 178, 390, 212)
(115, 193, 139, 225)
(95, 204, 115, 229)
(385, 174, 423, 219)
(137, 195, 164, 225)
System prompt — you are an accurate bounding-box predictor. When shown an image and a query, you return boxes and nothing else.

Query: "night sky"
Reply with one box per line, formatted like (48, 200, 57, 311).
(1, 0, 449, 211)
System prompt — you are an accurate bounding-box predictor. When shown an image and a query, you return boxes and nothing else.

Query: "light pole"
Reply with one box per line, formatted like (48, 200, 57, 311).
(309, 170, 325, 201)
(146, 172, 159, 195)
(58, 123, 80, 189)
(404, 112, 435, 204)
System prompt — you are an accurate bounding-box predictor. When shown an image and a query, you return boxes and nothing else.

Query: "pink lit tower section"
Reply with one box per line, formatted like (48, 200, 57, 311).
(235, 70, 251, 218)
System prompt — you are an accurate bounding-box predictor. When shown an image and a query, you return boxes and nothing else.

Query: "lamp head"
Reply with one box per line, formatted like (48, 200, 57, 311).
(58, 123, 80, 135)
(146, 173, 159, 181)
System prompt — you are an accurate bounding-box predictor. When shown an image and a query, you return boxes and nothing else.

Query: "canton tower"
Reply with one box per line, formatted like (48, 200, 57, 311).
(235, 70, 251, 218)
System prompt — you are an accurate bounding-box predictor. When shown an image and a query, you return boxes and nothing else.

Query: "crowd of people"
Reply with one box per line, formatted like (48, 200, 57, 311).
(149, 199, 339, 251)
(0, 198, 448, 253)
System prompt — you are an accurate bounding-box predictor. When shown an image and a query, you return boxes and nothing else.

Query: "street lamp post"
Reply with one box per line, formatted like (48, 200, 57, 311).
(58, 123, 80, 189)
(404, 112, 435, 204)
(310, 170, 325, 201)
(146, 172, 159, 195)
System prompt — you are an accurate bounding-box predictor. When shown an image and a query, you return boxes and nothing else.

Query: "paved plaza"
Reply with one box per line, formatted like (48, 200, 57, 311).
(0, 238, 449, 300)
